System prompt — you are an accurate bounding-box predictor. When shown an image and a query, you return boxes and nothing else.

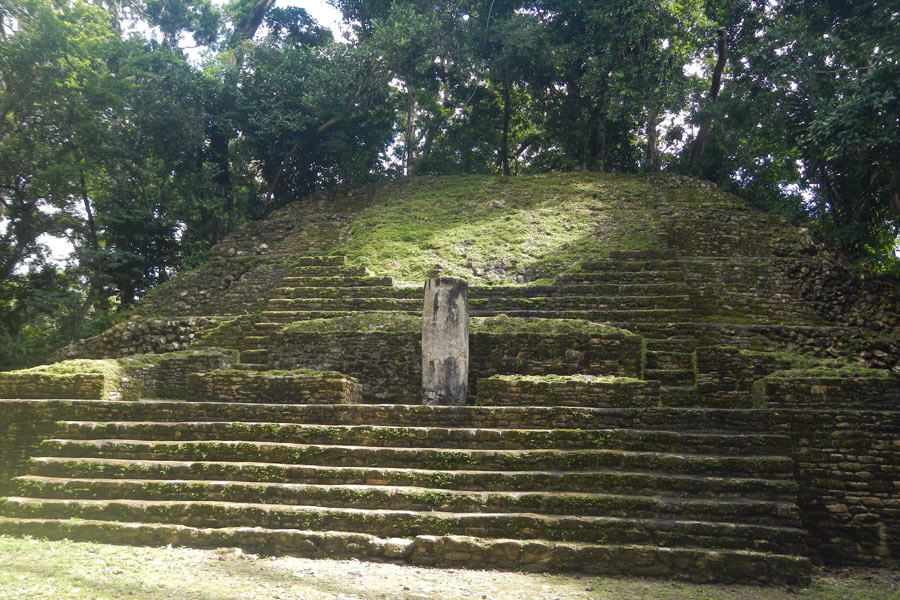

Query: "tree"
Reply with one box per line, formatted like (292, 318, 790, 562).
(683, 0, 899, 258)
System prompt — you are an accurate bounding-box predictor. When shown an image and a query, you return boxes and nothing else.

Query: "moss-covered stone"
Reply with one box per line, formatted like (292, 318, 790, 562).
(186, 369, 362, 404)
(0, 360, 137, 401)
(281, 312, 421, 335)
(470, 315, 635, 337)
(476, 374, 660, 408)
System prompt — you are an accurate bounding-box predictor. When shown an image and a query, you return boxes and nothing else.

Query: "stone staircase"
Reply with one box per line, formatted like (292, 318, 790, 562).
(234, 251, 699, 401)
(0, 391, 810, 583)
(234, 256, 398, 369)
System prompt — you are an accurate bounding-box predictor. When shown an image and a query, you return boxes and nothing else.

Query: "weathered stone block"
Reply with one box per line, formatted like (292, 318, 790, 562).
(422, 277, 469, 406)
(0, 360, 138, 401)
(475, 374, 660, 408)
(186, 369, 362, 404)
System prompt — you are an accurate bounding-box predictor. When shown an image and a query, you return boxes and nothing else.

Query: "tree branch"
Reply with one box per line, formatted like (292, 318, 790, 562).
(264, 68, 371, 204)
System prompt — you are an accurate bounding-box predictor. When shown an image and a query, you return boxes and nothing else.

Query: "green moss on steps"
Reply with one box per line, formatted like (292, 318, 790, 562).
(281, 313, 421, 335)
(470, 316, 635, 337)
(0, 360, 136, 401)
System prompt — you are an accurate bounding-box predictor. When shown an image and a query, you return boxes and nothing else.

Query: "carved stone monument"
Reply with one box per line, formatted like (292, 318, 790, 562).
(422, 277, 469, 405)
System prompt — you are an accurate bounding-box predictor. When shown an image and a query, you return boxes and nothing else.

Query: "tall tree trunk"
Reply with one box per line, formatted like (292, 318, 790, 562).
(405, 81, 415, 175)
(203, 0, 276, 244)
(68, 169, 102, 343)
(646, 104, 660, 172)
(228, 0, 276, 50)
(587, 74, 610, 172)
(689, 29, 728, 172)
(500, 81, 511, 176)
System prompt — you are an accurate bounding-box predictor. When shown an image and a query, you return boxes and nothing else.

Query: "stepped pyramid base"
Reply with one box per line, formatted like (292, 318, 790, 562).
(0, 395, 813, 586)
(0, 517, 810, 585)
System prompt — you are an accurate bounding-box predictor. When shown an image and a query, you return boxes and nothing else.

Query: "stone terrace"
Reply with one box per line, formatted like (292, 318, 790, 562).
(3, 174, 899, 584)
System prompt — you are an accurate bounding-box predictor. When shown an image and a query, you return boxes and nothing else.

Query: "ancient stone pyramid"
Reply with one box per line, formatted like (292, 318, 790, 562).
(1, 174, 898, 584)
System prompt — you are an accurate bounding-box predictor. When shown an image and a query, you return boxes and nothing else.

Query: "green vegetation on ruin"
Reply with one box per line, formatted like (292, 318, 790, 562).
(333, 174, 669, 285)
(4, 359, 124, 378)
(485, 374, 645, 384)
(281, 313, 421, 335)
(732, 349, 891, 379)
(470, 315, 634, 337)
(199, 369, 351, 379)
(762, 365, 899, 381)
(278, 313, 635, 338)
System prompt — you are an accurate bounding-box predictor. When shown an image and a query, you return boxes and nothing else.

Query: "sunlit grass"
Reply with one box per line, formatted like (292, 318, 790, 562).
(1, 535, 898, 600)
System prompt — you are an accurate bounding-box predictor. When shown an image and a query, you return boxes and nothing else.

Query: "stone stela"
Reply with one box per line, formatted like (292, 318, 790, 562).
(421, 277, 469, 405)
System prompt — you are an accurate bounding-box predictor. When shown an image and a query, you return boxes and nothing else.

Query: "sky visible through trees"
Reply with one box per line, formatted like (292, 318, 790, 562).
(1, 0, 898, 368)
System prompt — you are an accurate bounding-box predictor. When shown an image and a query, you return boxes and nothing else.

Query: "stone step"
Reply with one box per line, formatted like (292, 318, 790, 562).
(0, 497, 806, 554)
(280, 276, 394, 287)
(273, 283, 693, 300)
(275, 286, 422, 299)
(250, 322, 285, 331)
(645, 369, 696, 386)
(266, 295, 691, 312)
(13, 476, 801, 527)
(529, 283, 691, 297)
(607, 250, 670, 259)
(28, 457, 801, 501)
(645, 338, 697, 352)
(267, 297, 422, 311)
(610, 323, 697, 338)
(238, 349, 269, 362)
(260, 310, 419, 323)
(25, 401, 784, 433)
(471, 309, 693, 323)
(241, 335, 269, 346)
(558, 270, 684, 283)
(0, 517, 811, 584)
(38, 439, 795, 478)
(51, 422, 791, 455)
(645, 351, 694, 370)
(283, 256, 348, 266)
(259, 307, 698, 323)
(662, 386, 700, 407)
(288, 265, 370, 277)
(232, 363, 268, 371)
(579, 260, 682, 272)
(471, 295, 692, 311)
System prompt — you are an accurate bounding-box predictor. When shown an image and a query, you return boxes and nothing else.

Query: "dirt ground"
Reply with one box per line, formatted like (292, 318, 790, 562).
(0, 535, 898, 600)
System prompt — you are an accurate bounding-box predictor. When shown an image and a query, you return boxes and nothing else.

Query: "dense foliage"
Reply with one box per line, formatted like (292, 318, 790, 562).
(1, 0, 897, 367)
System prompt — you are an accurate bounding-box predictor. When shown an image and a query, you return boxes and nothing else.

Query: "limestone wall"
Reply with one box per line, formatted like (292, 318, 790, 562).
(476, 375, 660, 408)
(186, 370, 362, 404)
(680, 258, 826, 325)
(694, 324, 900, 373)
(118, 349, 237, 399)
(778, 410, 900, 565)
(696, 347, 808, 407)
(270, 329, 643, 403)
(2, 400, 897, 567)
(54, 317, 221, 361)
(696, 346, 900, 409)
(754, 375, 900, 410)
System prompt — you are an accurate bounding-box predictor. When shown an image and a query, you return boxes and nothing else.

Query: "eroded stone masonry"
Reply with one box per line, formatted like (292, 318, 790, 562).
(1, 174, 898, 585)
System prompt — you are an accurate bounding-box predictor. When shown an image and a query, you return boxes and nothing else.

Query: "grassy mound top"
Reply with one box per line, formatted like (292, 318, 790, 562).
(5, 359, 123, 378)
(334, 173, 666, 285)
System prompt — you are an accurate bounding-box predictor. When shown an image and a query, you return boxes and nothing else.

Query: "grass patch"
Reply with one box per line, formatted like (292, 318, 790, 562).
(334, 173, 668, 285)
(0, 536, 898, 600)
(5, 359, 124, 378)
